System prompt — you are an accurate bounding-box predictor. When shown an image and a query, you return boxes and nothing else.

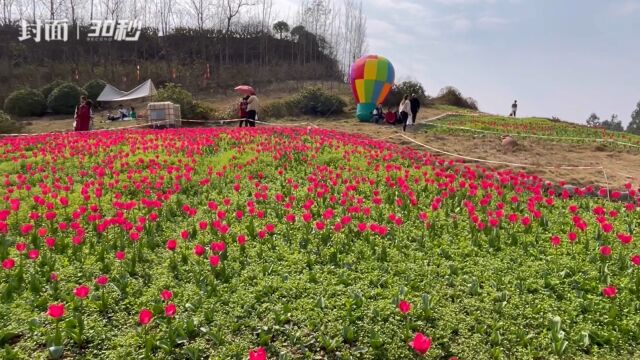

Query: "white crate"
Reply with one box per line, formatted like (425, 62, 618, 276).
(147, 102, 182, 128)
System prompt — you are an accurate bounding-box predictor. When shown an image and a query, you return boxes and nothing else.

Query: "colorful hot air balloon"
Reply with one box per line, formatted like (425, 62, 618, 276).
(349, 55, 395, 122)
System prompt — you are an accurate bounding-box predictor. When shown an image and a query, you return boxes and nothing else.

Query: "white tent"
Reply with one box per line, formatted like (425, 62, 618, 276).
(97, 79, 157, 102)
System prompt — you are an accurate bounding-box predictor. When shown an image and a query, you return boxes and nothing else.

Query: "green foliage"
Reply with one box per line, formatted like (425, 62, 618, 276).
(262, 87, 346, 119)
(47, 83, 87, 115)
(434, 86, 479, 110)
(600, 114, 624, 132)
(40, 80, 66, 99)
(153, 83, 213, 119)
(3, 88, 47, 117)
(272, 21, 290, 39)
(627, 101, 640, 135)
(586, 113, 601, 127)
(83, 80, 107, 102)
(292, 87, 346, 116)
(383, 81, 430, 108)
(0, 110, 23, 133)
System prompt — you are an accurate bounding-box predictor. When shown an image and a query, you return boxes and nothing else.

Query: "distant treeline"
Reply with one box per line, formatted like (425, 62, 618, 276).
(0, 23, 343, 104)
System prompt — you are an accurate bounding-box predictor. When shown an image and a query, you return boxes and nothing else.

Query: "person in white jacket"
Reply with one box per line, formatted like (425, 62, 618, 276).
(399, 95, 411, 132)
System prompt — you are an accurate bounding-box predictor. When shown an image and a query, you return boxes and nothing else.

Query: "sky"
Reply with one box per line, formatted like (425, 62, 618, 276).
(273, 0, 640, 125)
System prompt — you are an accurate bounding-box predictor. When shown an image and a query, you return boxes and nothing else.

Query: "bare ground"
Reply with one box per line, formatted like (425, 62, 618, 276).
(17, 106, 640, 189)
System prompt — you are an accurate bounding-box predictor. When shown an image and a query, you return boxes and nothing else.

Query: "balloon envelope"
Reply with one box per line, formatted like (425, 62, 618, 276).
(349, 55, 395, 121)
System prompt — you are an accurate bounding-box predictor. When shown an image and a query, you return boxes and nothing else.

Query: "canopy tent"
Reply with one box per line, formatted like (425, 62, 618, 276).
(97, 79, 157, 102)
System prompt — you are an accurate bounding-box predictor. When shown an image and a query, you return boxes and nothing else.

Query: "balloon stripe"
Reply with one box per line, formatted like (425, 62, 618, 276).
(364, 60, 377, 80)
(355, 79, 366, 103)
(376, 60, 388, 83)
(364, 80, 375, 104)
(387, 61, 395, 84)
(371, 81, 385, 105)
(376, 83, 392, 105)
(350, 81, 360, 103)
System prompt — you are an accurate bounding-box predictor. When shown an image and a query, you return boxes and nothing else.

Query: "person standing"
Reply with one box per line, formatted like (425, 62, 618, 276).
(510, 100, 518, 117)
(409, 94, 421, 124)
(238, 95, 249, 127)
(399, 95, 411, 132)
(74, 100, 92, 131)
(246, 92, 259, 127)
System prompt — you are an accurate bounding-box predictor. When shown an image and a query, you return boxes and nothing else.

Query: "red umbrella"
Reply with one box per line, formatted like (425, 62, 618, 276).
(234, 85, 255, 95)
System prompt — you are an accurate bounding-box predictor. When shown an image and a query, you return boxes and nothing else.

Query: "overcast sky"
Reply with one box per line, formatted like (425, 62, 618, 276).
(274, 0, 640, 125)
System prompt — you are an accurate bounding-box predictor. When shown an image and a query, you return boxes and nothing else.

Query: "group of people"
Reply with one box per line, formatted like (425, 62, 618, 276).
(371, 94, 421, 132)
(237, 92, 259, 127)
(107, 104, 137, 121)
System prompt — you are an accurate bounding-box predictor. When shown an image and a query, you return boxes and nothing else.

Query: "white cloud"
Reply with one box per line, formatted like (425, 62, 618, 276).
(611, 1, 640, 16)
(476, 15, 512, 27)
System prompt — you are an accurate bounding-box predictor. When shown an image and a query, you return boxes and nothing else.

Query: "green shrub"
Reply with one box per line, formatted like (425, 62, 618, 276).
(83, 79, 107, 102)
(3, 88, 47, 117)
(434, 86, 479, 110)
(262, 99, 297, 119)
(292, 87, 346, 116)
(47, 83, 87, 115)
(383, 81, 432, 108)
(0, 111, 23, 134)
(153, 83, 212, 119)
(40, 80, 66, 99)
(190, 102, 215, 120)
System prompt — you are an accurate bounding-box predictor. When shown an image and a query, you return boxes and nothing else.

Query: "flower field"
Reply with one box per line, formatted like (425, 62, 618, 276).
(0, 127, 639, 359)
(426, 115, 640, 149)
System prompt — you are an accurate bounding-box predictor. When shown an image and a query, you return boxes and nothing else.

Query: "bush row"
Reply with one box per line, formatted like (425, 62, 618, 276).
(262, 87, 346, 119)
(3, 80, 106, 116)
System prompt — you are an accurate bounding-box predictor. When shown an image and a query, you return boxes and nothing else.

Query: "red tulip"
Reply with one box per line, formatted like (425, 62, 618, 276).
(28, 249, 40, 260)
(209, 255, 220, 267)
(74, 285, 90, 299)
(96, 275, 109, 286)
(194, 244, 205, 256)
(115, 251, 126, 261)
(602, 286, 617, 298)
(409, 332, 432, 355)
(550, 235, 561, 247)
(164, 303, 176, 318)
(139, 308, 153, 325)
(398, 300, 411, 314)
(44, 237, 56, 248)
(600, 246, 612, 257)
(166, 239, 177, 251)
(50, 272, 58, 282)
(631, 255, 640, 266)
(237, 234, 247, 246)
(2, 258, 15, 270)
(210, 241, 226, 253)
(47, 303, 65, 319)
(249, 347, 267, 360)
(161, 289, 173, 301)
(15, 242, 26, 253)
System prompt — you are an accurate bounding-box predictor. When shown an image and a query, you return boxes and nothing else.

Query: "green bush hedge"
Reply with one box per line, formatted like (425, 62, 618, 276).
(3, 88, 47, 117)
(0, 111, 23, 134)
(84, 79, 107, 102)
(153, 83, 213, 119)
(40, 80, 66, 99)
(47, 83, 87, 115)
(262, 87, 346, 119)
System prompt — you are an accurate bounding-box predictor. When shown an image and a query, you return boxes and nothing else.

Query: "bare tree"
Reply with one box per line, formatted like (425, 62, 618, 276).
(40, 0, 63, 19)
(187, 0, 209, 30)
(222, 0, 249, 34)
(1, 0, 16, 24)
(154, 0, 173, 35)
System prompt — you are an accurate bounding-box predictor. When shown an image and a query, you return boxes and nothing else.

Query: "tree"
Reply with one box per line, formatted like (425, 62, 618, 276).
(627, 101, 640, 135)
(600, 114, 623, 132)
(586, 113, 600, 127)
(382, 80, 428, 107)
(273, 20, 289, 39)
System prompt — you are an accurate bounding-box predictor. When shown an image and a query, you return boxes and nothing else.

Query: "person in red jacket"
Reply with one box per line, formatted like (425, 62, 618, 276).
(238, 95, 249, 127)
(74, 100, 92, 131)
(384, 107, 396, 125)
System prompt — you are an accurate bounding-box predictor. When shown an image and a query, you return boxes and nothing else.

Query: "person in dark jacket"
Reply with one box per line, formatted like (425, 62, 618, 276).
(409, 94, 421, 124)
